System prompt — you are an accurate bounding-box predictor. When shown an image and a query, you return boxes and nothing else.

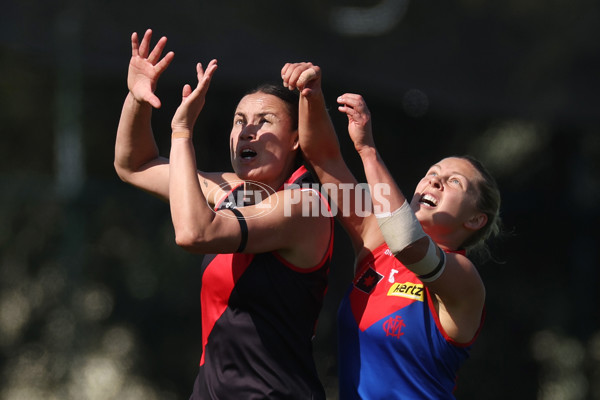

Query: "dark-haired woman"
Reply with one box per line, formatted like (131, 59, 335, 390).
(114, 30, 333, 399)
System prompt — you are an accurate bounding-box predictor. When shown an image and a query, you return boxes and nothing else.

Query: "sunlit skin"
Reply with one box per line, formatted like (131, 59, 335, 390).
(229, 93, 300, 192)
(282, 62, 490, 349)
(411, 157, 487, 251)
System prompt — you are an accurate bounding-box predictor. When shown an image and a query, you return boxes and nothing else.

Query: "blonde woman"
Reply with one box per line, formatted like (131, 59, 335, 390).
(282, 62, 501, 399)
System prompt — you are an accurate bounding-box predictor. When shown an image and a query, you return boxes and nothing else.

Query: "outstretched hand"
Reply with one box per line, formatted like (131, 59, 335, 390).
(128, 29, 175, 109)
(337, 94, 375, 152)
(171, 60, 218, 136)
(281, 62, 322, 97)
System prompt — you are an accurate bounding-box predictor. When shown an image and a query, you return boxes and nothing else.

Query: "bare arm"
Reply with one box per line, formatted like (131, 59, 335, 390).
(168, 61, 331, 267)
(337, 94, 407, 213)
(114, 30, 231, 204)
(337, 94, 434, 263)
(340, 94, 485, 342)
(429, 252, 485, 343)
(168, 60, 220, 249)
(114, 29, 174, 200)
(281, 63, 382, 258)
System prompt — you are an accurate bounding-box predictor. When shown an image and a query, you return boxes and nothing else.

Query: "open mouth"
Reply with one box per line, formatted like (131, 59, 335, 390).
(419, 193, 438, 207)
(240, 148, 257, 160)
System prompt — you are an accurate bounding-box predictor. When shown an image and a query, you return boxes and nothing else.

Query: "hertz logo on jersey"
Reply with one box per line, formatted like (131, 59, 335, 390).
(387, 282, 425, 302)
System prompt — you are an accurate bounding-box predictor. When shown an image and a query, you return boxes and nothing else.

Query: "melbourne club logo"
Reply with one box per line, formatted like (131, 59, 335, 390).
(382, 315, 406, 339)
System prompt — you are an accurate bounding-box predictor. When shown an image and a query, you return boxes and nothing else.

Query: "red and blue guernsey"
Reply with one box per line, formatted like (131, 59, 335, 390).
(190, 166, 334, 400)
(337, 243, 484, 400)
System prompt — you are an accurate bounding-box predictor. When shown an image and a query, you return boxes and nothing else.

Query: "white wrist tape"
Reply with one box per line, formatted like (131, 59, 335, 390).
(376, 201, 446, 282)
(375, 201, 426, 253)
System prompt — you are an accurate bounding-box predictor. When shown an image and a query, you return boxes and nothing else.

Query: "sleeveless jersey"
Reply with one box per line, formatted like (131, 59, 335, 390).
(190, 165, 333, 400)
(337, 243, 483, 400)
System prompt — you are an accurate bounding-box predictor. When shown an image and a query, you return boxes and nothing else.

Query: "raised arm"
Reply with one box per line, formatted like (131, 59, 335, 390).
(168, 60, 230, 252)
(114, 30, 232, 204)
(339, 94, 485, 342)
(114, 29, 175, 200)
(337, 93, 446, 272)
(336, 94, 408, 212)
(281, 63, 382, 258)
(168, 62, 331, 268)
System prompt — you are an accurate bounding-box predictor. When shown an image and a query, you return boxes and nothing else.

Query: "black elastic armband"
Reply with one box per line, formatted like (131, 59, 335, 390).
(227, 207, 248, 253)
(417, 249, 446, 282)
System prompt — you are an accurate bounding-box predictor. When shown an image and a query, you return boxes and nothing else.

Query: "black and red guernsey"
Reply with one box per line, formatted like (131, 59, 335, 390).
(189, 165, 333, 400)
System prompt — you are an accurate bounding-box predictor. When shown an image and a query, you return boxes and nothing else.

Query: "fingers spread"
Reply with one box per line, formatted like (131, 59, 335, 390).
(147, 36, 168, 64)
(196, 59, 218, 88)
(147, 94, 161, 109)
(138, 29, 153, 58)
(182, 84, 193, 99)
(131, 32, 139, 56)
(155, 51, 175, 74)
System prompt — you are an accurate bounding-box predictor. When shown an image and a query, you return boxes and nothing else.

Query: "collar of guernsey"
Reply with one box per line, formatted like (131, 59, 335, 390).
(356, 242, 465, 273)
(213, 165, 334, 260)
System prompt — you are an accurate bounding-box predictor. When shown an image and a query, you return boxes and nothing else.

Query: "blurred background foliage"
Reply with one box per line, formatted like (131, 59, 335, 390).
(1, 0, 600, 399)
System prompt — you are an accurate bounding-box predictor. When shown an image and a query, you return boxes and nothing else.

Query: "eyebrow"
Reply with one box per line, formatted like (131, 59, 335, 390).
(234, 111, 278, 119)
(429, 165, 469, 180)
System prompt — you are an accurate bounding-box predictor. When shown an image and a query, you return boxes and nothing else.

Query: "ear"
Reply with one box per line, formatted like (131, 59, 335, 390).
(464, 212, 487, 231)
(291, 129, 300, 151)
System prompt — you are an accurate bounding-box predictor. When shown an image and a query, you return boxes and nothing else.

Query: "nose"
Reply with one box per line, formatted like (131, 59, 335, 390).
(429, 175, 443, 190)
(240, 124, 257, 140)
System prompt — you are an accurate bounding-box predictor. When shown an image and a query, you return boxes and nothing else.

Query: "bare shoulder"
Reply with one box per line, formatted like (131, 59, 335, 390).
(429, 251, 486, 343)
(428, 251, 485, 311)
(239, 187, 332, 268)
(198, 171, 241, 206)
(445, 252, 485, 287)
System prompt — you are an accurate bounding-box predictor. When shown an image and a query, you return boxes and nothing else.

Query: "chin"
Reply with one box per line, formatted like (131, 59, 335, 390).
(232, 163, 253, 179)
(235, 166, 266, 185)
(415, 210, 433, 227)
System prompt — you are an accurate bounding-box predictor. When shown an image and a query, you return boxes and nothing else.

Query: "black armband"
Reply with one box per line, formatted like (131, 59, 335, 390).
(227, 207, 248, 253)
